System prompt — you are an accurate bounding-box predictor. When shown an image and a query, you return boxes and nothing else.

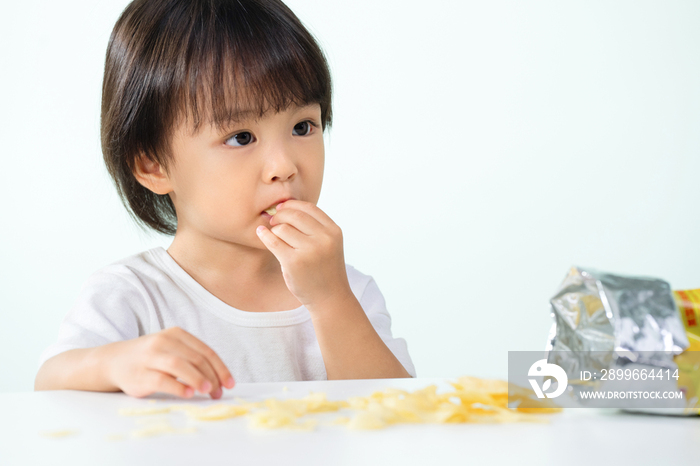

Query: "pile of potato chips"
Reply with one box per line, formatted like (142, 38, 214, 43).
(119, 376, 561, 433)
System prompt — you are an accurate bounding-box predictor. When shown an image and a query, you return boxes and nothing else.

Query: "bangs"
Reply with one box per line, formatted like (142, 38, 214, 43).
(176, 0, 332, 133)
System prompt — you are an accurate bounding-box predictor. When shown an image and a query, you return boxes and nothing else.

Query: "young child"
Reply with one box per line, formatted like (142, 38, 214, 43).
(34, 0, 415, 400)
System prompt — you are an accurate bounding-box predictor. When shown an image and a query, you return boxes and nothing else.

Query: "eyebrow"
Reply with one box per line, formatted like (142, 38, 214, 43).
(209, 103, 321, 132)
(205, 109, 259, 134)
(220, 109, 259, 123)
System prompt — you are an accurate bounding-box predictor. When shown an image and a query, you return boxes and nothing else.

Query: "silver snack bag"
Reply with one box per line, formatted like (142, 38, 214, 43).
(546, 266, 697, 414)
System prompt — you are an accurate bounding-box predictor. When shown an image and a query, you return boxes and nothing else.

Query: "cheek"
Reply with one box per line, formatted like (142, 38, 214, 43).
(304, 144, 325, 187)
(192, 191, 252, 238)
(180, 165, 251, 222)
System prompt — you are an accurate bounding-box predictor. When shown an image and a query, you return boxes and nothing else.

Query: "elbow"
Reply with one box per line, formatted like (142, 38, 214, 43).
(34, 355, 61, 391)
(34, 360, 59, 391)
(34, 365, 48, 391)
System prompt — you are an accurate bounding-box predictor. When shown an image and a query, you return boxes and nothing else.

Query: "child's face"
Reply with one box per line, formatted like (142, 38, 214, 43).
(164, 103, 324, 249)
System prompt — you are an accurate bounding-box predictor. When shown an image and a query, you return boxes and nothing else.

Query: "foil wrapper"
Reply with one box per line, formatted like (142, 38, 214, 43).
(546, 266, 691, 413)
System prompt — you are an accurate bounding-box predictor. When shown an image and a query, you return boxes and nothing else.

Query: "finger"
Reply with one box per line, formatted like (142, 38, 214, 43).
(270, 208, 322, 237)
(148, 371, 195, 399)
(151, 352, 216, 395)
(276, 200, 335, 229)
(210, 387, 223, 400)
(256, 225, 294, 259)
(269, 222, 309, 249)
(175, 328, 236, 390)
(178, 347, 221, 394)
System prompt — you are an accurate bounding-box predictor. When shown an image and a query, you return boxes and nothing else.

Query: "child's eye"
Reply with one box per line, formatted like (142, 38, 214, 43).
(292, 121, 315, 136)
(225, 132, 254, 147)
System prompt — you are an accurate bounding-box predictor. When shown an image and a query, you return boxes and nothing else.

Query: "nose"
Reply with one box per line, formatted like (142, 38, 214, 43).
(263, 143, 298, 183)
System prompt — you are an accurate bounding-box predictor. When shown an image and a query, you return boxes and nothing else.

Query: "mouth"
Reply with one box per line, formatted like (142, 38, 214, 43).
(261, 197, 296, 216)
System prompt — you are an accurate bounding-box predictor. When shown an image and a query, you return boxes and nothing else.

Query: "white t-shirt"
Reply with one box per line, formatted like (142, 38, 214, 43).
(39, 247, 416, 382)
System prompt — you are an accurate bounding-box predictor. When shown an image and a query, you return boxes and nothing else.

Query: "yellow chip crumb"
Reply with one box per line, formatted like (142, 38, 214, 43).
(179, 404, 250, 421)
(119, 406, 173, 416)
(130, 421, 196, 438)
(348, 411, 385, 430)
(40, 429, 79, 438)
(289, 418, 318, 431)
(329, 416, 350, 425)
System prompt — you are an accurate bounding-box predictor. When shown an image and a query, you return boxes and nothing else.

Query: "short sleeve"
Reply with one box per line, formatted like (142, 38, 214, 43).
(37, 269, 151, 368)
(357, 275, 417, 378)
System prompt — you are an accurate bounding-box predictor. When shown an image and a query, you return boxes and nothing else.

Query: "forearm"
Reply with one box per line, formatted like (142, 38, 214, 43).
(309, 292, 411, 380)
(34, 344, 119, 392)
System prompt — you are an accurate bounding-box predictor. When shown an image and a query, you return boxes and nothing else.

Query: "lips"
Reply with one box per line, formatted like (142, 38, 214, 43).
(261, 197, 295, 215)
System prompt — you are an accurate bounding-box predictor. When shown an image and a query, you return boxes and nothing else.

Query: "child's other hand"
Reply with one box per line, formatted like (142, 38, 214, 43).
(256, 200, 352, 310)
(107, 327, 235, 399)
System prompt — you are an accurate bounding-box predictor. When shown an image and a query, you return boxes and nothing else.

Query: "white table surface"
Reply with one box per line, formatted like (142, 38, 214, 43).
(1, 377, 696, 466)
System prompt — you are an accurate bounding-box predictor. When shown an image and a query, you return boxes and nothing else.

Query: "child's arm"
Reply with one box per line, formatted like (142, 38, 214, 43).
(308, 293, 412, 379)
(35, 327, 235, 398)
(256, 200, 413, 379)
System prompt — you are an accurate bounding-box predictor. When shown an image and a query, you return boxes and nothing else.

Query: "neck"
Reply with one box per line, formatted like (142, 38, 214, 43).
(166, 226, 281, 285)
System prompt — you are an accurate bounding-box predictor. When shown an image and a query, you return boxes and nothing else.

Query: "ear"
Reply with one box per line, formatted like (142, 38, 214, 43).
(133, 154, 173, 195)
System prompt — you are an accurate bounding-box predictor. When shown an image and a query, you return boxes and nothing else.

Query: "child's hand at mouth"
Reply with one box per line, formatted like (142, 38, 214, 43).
(256, 200, 352, 311)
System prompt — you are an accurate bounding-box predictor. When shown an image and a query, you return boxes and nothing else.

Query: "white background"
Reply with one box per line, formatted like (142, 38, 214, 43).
(1, 0, 699, 392)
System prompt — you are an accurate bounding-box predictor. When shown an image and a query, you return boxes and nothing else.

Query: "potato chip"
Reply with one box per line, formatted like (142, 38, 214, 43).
(115, 376, 562, 434)
(118, 406, 172, 416)
(347, 411, 385, 430)
(130, 421, 195, 438)
(40, 429, 79, 438)
(174, 404, 250, 421)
